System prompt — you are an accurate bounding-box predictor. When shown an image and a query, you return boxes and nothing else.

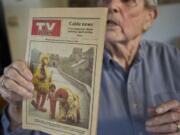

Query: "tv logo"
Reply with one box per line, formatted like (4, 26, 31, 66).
(31, 19, 61, 36)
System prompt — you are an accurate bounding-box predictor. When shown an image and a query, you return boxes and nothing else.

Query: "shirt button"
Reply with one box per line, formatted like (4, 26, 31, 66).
(129, 82, 133, 86)
(139, 131, 143, 135)
(133, 103, 138, 109)
(128, 83, 133, 89)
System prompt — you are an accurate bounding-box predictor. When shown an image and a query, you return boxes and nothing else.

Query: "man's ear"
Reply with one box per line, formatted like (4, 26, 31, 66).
(143, 8, 158, 31)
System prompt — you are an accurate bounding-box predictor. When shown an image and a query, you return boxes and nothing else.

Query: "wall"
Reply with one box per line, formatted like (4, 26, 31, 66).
(3, 1, 180, 60)
(143, 3, 180, 48)
(2, 0, 68, 61)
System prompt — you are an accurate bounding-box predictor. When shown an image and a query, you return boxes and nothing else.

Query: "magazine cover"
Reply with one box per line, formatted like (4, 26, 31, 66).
(22, 8, 107, 135)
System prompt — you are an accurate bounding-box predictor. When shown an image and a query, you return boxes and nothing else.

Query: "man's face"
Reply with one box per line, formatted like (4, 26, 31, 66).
(101, 0, 154, 44)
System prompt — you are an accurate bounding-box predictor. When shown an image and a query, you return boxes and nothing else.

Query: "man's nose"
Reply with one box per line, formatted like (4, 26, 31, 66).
(107, 1, 120, 14)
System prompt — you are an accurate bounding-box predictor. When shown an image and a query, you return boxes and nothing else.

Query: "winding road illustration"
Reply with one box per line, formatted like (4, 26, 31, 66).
(29, 67, 91, 128)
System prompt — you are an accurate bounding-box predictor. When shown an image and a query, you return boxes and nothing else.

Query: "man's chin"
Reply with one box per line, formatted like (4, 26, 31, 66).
(105, 32, 128, 44)
(105, 36, 128, 45)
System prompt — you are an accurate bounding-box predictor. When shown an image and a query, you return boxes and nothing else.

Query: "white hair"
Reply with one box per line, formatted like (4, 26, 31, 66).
(97, 0, 158, 8)
(145, 0, 158, 8)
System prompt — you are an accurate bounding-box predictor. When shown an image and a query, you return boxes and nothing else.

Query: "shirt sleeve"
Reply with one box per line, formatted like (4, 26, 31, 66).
(1, 106, 47, 135)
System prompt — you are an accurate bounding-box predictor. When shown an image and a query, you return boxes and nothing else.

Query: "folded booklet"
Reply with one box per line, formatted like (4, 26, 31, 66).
(22, 8, 107, 135)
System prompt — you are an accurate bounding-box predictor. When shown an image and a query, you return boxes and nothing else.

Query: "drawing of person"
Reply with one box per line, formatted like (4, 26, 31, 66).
(55, 87, 69, 122)
(31, 54, 52, 112)
(47, 84, 57, 119)
(55, 87, 80, 123)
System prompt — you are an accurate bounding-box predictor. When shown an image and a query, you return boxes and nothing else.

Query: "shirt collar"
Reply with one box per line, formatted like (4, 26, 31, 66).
(138, 40, 145, 61)
(103, 48, 113, 67)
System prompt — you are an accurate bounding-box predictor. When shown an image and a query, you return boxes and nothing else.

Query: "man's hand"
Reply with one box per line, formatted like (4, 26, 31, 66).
(146, 100, 180, 135)
(0, 60, 34, 130)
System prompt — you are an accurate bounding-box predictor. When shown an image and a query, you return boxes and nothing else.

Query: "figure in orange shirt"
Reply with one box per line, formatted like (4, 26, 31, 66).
(48, 84, 57, 119)
(56, 87, 80, 123)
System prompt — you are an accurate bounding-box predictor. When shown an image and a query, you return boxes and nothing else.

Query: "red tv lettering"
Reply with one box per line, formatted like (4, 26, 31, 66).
(32, 19, 61, 36)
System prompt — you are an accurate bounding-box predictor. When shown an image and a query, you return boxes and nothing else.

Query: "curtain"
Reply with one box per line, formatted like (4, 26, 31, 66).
(0, 0, 11, 75)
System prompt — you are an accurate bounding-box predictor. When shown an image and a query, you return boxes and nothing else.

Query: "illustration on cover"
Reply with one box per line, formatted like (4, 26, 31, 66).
(28, 42, 95, 129)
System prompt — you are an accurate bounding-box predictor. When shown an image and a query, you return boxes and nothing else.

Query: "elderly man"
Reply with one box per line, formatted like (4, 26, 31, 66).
(0, 0, 180, 135)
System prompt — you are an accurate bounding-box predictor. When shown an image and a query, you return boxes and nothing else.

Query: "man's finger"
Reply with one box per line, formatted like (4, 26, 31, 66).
(146, 122, 177, 133)
(148, 107, 157, 117)
(5, 60, 33, 81)
(0, 86, 23, 104)
(156, 100, 179, 114)
(4, 67, 34, 92)
(146, 112, 180, 126)
(175, 106, 180, 113)
(3, 77, 33, 98)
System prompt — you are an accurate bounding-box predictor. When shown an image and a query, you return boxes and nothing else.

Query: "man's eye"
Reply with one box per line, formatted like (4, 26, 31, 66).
(101, 0, 137, 7)
(121, 0, 135, 3)
(121, 0, 137, 7)
(103, 0, 111, 4)
(121, 0, 130, 3)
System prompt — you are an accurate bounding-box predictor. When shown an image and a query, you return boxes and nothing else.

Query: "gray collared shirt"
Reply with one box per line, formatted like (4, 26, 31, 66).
(1, 40, 180, 135)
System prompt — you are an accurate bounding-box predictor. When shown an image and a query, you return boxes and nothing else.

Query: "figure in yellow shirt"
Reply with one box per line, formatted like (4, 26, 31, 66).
(31, 55, 52, 112)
